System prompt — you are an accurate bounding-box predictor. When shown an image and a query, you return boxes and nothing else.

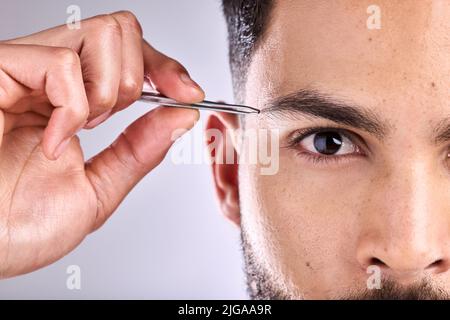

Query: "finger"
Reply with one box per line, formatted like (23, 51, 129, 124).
(79, 14, 123, 123)
(2, 111, 48, 133)
(0, 44, 89, 160)
(110, 11, 144, 114)
(84, 12, 144, 129)
(0, 110, 4, 147)
(85, 107, 199, 230)
(0, 68, 31, 111)
(143, 40, 205, 103)
(5, 14, 122, 122)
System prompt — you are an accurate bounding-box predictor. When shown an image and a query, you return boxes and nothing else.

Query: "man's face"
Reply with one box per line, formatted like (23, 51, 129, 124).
(210, 0, 450, 299)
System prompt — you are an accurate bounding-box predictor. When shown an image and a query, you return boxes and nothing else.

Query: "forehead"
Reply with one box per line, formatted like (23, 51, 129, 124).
(244, 0, 450, 118)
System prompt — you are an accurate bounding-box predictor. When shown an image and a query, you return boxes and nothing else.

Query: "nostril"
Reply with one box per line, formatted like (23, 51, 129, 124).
(369, 257, 387, 267)
(429, 259, 443, 267)
(367, 257, 448, 273)
(427, 259, 445, 271)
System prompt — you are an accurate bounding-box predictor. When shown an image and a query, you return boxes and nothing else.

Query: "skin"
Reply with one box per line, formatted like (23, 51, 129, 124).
(0, 11, 203, 278)
(3, 1, 450, 300)
(208, 0, 450, 298)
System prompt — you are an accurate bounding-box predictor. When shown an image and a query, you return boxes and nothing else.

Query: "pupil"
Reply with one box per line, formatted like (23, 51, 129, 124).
(313, 131, 342, 155)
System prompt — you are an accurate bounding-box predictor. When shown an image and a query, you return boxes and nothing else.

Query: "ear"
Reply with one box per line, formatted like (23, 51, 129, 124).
(205, 112, 241, 227)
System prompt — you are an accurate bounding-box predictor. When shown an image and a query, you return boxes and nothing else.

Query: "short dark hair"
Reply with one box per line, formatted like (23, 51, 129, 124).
(221, 0, 274, 103)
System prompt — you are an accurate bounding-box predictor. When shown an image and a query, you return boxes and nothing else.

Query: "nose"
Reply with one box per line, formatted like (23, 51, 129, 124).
(356, 160, 450, 282)
(357, 237, 449, 281)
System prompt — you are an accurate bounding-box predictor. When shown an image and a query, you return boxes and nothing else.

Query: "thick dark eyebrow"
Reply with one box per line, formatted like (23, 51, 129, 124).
(260, 89, 390, 140)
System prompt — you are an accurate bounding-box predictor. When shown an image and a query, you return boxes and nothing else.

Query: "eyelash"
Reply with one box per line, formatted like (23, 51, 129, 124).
(286, 126, 366, 165)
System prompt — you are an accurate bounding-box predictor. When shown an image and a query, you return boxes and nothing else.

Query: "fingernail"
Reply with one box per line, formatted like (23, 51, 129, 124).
(85, 111, 111, 129)
(53, 137, 71, 159)
(179, 73, 203, 92)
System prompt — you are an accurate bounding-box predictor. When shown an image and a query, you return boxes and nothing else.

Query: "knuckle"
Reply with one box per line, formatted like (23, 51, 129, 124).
(92, 14, 122, 38)
(53, 47, 80, 68)
(89, 88, 117, 111)
(114, 10, 142, 35)
(69, 105, 89, 124)
(120, 77, 142, 102)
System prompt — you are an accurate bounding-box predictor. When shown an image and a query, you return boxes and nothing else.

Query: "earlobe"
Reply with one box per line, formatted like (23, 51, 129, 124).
(205, 113, 241, 227)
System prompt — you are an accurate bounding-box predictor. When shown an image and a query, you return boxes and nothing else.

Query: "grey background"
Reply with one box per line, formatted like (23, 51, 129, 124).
(0, 0, 247, 299)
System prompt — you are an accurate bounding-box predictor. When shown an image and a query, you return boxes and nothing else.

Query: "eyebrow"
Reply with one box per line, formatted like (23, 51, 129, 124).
(433, 118, 450, 145)
(261, 89, 390, 140)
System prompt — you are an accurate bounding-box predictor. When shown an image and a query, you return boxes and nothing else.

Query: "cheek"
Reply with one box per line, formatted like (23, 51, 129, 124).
(239, 150, 372, 292)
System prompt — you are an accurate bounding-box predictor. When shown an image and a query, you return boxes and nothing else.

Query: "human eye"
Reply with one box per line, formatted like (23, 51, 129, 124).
(286, 126, 367, 165)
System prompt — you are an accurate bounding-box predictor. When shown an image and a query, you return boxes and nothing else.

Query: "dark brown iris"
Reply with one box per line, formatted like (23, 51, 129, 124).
(313, 131, 343, 155)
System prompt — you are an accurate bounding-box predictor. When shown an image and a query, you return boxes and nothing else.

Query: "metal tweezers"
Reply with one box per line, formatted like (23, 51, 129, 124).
(139, 91, 260, 115)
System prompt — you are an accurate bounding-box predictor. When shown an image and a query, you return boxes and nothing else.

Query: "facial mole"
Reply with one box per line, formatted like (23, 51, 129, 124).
(431, 82, 436, 88)
(306, 262, 312, 268)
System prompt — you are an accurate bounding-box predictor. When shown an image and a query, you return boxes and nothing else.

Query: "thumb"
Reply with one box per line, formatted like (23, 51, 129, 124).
(85, 106, 199, 230)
